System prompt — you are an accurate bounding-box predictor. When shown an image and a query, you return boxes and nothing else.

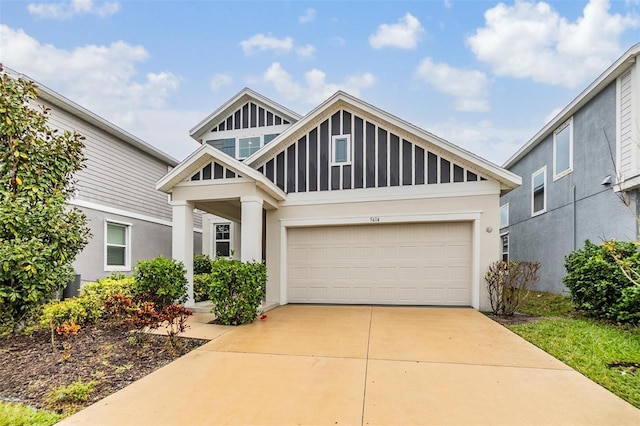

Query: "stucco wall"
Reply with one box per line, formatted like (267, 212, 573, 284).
(501, 81, 637, 293)
(73, 206, 202, 283)
(264, 182, 501, 311)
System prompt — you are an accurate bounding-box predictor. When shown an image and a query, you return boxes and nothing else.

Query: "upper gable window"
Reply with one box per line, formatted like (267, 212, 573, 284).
(553, 118, 573, 180)
(331, 135, 351, 165)
(264, 134, 279, 145)
(207, 138, 235, 157)
(238, 137, 261, 159)
(532, 166, 547, 216)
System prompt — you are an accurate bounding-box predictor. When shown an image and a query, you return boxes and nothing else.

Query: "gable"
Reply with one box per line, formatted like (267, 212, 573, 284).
(209, 100, 292, 133)
(253, 107, 488, 193)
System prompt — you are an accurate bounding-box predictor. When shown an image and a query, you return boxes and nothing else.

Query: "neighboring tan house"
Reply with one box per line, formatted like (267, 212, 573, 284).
(4, 68, 203, 285)
(157, 88, 521, 310)
(500, 43, 640, 293)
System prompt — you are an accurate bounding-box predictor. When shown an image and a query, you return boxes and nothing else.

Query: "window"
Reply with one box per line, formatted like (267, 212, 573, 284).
(208, 138, 235, 157)
(263, 133, 279, 144)
(500, 203, 509, 229)
(238, 137, 261, 159)
(105, 221, 130, 270)
(331, 135, 351, 164)
(553, 118, 573, 179)
(532, 167, 547, 216)
(501, 233, 509, 262)
(214, 223, 231, 257)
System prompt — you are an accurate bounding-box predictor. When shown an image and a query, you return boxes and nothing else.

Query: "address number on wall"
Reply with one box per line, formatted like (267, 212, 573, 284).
(370, 217, 380, 223)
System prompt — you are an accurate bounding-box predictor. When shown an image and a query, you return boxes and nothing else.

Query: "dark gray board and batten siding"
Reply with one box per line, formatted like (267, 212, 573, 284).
(257, 109, 483, 193)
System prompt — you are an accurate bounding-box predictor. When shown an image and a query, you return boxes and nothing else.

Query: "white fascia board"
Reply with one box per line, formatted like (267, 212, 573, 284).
(504, 43, 640, 169)
(189, 88, 302, 141)
(2, 67, 179, 167)
(245, 91, 521, 190)
(281, 180, 500, 207)
(156, 144, 286, 201)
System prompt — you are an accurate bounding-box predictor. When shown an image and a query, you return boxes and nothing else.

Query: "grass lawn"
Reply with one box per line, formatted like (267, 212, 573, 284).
(0, 401, 61, 426)
(507, 291, 640, 409)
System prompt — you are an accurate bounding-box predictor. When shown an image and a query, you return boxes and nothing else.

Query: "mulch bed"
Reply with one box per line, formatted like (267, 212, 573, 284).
(0, 323, 207, 415)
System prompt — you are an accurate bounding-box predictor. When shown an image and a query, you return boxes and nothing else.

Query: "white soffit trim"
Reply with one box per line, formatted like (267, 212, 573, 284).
(155, 144, 286, 201)
(189, 87, 302, 141)
(245, 91, 521, 190)
(504, 43, 640, 169)
(71, 198, 173, 227)
(282, 180, 500, 206)
(1, 67, 179, 167)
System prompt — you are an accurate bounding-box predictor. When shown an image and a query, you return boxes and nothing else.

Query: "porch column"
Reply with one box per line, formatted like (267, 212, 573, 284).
(171, 200, 195, 307)
(240, 196, 263, 262)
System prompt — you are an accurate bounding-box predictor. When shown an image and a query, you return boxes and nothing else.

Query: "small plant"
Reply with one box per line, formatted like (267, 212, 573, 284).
(46, 379, 98, 412)
(208, 258, 266, 325)
(486, 260, 540, 316)
(103, 293, 136, 328)
(193, 253, 213, 275)
(193, 273, 212, 302)
(0, 400, 62, 426)
(133, 256, 188, 308)
(160, 304, 193, 350)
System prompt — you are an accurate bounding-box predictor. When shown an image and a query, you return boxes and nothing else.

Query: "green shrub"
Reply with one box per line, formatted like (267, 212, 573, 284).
(564, 240, 640, 323)
(193, 254, 212, 275)
(193, 273, 211, 302)
(0, 400, 62, 426)
(46, 379, 98, 410)
(81, 276, 134, 302)
(133, 256, 187, 308)
(208, 259, 266, 325)
(40, 297, 97, 331)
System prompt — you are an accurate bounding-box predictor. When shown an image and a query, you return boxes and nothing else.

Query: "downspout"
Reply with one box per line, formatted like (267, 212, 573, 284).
(572, 185, 577, 250)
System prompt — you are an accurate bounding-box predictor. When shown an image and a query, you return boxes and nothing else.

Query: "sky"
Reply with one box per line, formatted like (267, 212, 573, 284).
(1, 0, 639, 165)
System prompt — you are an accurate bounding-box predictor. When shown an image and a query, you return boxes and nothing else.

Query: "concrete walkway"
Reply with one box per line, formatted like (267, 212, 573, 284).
(60, 305, 639, 425)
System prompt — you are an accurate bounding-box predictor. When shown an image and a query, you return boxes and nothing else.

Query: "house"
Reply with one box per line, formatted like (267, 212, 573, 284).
(500, 43, 640, 293)
(3, 68, 203, 285)
(157, 88, 521, 310)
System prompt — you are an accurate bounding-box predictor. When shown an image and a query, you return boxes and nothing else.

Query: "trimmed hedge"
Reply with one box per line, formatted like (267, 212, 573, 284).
(208, 259, 266, 325)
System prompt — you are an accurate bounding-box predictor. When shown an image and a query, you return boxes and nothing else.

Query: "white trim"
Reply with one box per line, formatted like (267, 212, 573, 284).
(104, 219, 132, 272)
(212, 221, 232, 258)
(500, 203, 509, 229)
(531, 166, 547, 217)
(282, 180, 500, 207)
(616, 73, 623, 179)
(552, 118, 573, 180)
(278, 211, 483, 310)
(331, 134, 352, 165)
(71, 198, 172, 227)
(500, 232, 509, 263)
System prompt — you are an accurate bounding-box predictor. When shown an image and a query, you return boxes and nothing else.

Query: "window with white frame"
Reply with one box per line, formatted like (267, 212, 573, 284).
(214, 223, 231, 257)
(105, 221, 130, 270)
(263, 133, 279, 144)
(501, 233, 509, 262)
(331, 135, 351, 165)
(553, 118, 573, 179)
(532, 167, 547, 216)
(238, 136, 261, 159)
(500, 203, 509, 229)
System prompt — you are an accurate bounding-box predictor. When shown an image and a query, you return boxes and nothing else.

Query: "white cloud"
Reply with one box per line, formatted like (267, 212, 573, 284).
(299, 8, 316, 23)
(331, 36, 346, 46)
(415, 58, 490, 112)
(296, 44, 316, 59)
(240, 34, 293, 55)
(444, 0, 453, 9)
(425, 119, 534, 165)
(27, 0, 120, 19)
(467, 0, 639, 88)
(264, 62, 375, 105)
(369, 13, 424, 50)
(543, 106, 563, 124)
(210, 73, 233, 91)
(0, 25, 199, 160)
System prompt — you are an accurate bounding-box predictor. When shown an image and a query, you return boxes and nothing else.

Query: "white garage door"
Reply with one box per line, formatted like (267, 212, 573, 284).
(287, 222, 472, 305)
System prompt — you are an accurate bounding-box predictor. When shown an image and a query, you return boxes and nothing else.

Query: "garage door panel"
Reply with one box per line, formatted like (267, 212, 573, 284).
(287, 222, 472, 305)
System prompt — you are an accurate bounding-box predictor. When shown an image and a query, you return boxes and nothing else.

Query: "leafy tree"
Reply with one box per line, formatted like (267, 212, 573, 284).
(0, 67, 90, 329)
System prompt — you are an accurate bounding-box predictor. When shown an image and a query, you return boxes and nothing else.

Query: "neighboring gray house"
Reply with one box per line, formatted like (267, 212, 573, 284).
(4, 68, 202, 284)
(500, 44, 640, 293)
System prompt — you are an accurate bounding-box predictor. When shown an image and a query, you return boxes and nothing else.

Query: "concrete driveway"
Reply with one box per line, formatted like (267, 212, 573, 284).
(60, 305, 639, 425)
